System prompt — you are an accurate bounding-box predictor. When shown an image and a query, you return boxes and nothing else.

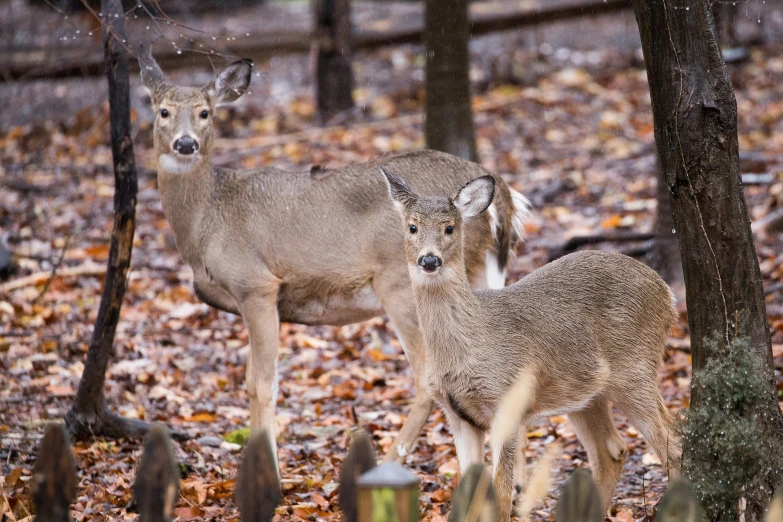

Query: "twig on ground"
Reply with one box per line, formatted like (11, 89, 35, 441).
(33, 234, 71, 306)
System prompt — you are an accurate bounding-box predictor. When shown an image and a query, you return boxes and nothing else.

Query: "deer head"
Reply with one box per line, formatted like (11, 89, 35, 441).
(137, 44, 252, 174)
(380, 165, 496, 285)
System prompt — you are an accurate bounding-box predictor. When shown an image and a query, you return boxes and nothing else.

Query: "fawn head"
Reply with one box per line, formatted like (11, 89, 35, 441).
(138, 44, 252, 173)
(380, 166, 495, 285)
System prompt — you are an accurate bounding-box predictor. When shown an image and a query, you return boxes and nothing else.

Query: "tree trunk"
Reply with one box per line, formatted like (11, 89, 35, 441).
(65, 0, 149, 440)
(314, 0, 354, 124)
(649, 162, 684, 299)
(424, 0, 477, 162)
(633, 0, 783, 519)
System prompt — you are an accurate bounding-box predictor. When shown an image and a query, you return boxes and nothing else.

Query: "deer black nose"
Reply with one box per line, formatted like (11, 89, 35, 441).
(173, 136, 199, 155)
(418, 254, 442, 272)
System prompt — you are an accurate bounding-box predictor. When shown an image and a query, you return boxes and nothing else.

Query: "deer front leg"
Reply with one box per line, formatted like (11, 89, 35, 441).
(444, 413, 485, 475)
(374, 276, 434, 462)
(239, 290, 281, 466)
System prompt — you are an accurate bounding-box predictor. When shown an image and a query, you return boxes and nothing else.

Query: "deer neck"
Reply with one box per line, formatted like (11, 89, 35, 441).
(411, 267, 482, 365)
(156, 155, 213, 264)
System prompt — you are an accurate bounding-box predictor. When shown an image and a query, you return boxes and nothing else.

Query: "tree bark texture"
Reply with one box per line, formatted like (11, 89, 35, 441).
(649, 162, 684, 294)
(633, 0, 783, 517)
(314, 0, 355, 123)
(424, 0, 477, 162)
(65, 0, 146, 440)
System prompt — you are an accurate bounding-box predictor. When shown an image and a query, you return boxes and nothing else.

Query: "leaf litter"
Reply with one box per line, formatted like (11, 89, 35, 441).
(2, 28, 783, 522)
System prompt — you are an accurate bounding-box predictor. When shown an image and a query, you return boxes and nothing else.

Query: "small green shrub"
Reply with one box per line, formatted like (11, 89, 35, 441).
(682, 338, 782, 521)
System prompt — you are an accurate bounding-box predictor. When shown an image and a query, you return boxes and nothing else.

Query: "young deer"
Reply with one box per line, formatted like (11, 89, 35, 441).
(380, 167, 681, 520)
(136, 45, 531, 463)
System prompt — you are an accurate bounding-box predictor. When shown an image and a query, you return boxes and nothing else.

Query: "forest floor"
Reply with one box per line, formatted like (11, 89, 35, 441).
(2, 5, 783, 522)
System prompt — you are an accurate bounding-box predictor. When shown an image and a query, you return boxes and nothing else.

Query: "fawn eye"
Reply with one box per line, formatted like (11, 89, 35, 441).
(200, 110, 209, 119)
(409, 224, 417, 234)
(445, 225, 454, 235)
(160, 108, 169, 118)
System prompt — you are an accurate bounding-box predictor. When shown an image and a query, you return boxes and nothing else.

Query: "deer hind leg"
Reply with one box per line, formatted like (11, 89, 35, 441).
(567, 396, 626, 515)
(614, 386, 681, 478)
(490, 419, 520, 521)
(374, 276, 434, 462)
(239, 290, 281, 469)
(514, 432, 528, 497)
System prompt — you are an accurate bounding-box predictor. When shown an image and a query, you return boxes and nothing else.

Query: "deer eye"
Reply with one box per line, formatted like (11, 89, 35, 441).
(445, 225, 454, 235)
(160, 108, 169, 118)
(409, 225, 417, 234)
(200, 110, 209, 119)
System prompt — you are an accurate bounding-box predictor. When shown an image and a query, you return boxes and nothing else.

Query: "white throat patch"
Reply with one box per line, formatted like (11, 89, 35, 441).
(159, 154, 199, 174)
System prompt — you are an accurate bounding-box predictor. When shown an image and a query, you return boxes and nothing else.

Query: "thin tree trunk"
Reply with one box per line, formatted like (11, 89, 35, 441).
(649, 162, 684, 298)
(633, 0, 783, 519)
(65, 0, 148, 440)
(424, 0, 477, 162)
(314, 0, 354, 123)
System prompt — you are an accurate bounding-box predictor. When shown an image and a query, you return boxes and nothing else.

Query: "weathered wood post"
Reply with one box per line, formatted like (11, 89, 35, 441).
(31, 424, 78, 522)
(449, 463, 498, 522)
(357, 462, 420, 522)
(235, 430, 282, 522)
(133, 424, 180, 522)
(655, 480, 702, 522)
(555, 468, 603, 522)
(340, 430, 378, 522)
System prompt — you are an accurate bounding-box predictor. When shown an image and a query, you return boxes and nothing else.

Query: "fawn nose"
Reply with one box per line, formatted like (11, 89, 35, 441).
(418, 254, 442, 273)
(173, 135, 199, 155)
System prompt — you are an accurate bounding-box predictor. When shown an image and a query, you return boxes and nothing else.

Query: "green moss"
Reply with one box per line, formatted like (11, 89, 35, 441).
(682, 338, 782, 521)
(224, 427, 251, 446)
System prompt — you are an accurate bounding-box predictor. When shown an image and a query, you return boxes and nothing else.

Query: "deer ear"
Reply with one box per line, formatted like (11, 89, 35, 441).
(379, 165, 416, 214)
(137, 44, 169, 102)
(205, 59, 253, 105)
(454, 176, 495, 219)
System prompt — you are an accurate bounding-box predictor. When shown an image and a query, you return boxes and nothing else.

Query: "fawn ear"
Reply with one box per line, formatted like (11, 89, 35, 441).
(454, 176, 495, 219)
(205, 59, 253, 105)
(138, 44, 169, 103)
(379, 165, 416, 214)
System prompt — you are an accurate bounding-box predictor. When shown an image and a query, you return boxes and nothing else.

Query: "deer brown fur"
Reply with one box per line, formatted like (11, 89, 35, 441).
(381, 167, 681, 520)
(137, 44, 531, 464)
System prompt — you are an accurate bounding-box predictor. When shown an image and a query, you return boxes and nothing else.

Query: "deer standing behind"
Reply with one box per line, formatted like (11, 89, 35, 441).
(136, 45, 531, 465)
(380, 167, 681, 520)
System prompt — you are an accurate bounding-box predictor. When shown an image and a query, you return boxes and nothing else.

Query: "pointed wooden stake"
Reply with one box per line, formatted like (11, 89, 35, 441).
(31, 423, 78, 522)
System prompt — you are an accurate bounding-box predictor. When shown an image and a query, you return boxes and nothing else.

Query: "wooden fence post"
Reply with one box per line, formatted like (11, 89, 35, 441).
(133, 424, 180, 522)
(31, 424, 78, 522)
(655, 480, 702, 522)
(449, 463, 498, 522)
(339, 430, 378, 522)
(235, 430, 281, 522)
(555, 468, 603, 522)
(357, 462, 420, 522)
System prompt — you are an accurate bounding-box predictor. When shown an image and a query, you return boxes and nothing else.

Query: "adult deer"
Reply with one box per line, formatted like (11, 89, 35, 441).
(137, 45, 531, 463)
(380, 167, 681, 520)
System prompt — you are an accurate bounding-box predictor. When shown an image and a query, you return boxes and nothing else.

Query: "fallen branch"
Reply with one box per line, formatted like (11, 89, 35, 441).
(765, 282, 783, 297)
(548, 231, 655, 261)
(751, 208, 783, 236)
(0, 263, 106, 293)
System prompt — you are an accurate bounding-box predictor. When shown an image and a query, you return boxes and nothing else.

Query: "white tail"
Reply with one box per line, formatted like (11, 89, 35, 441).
(381, 169, 681, 521)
